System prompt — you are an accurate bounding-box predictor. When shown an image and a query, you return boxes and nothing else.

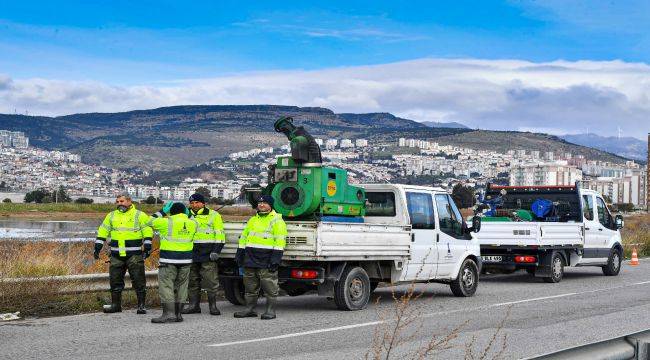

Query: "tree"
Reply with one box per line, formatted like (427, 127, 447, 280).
(54, 186, 72, 203)
(2, 198, 11, 203)
(24, 188, 51, 203)
(451, 183, 475, 209)
(74, 197, 94, 204)
(143, 196, 158, 204)
(195, 186, 211, 198)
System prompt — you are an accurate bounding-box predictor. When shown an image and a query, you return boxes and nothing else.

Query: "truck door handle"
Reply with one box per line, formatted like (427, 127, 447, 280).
(411, 234, 415, 242)
(436, 234, 439, 243)
(598, 228, 603, 231)
(585, 227, 590, 230)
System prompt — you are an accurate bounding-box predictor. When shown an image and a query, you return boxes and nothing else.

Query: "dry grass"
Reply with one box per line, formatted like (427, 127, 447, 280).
(621, 213, 650, 258)
(0, 239, 163, 316)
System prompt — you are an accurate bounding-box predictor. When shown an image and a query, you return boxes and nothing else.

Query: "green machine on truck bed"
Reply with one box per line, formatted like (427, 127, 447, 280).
(247, 116, 365, 220)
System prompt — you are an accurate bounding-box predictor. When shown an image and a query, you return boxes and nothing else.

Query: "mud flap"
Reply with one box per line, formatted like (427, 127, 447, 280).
(534, 251, 553, 277)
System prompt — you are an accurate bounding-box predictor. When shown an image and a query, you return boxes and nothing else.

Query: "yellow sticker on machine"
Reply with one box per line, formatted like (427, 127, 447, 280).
(326, 180, 337, 196)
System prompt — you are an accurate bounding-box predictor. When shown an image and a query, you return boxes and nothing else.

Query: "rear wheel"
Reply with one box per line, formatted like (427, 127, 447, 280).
(334, 266, 371, 311)
(222, 278, 245, 305)
(602, 247, 622, 276)
(543, 252, 564, 283)
(450, 259, 479, 297)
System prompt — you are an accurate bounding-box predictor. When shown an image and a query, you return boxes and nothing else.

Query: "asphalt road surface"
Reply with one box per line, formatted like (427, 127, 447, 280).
(2, 259, 650, 360)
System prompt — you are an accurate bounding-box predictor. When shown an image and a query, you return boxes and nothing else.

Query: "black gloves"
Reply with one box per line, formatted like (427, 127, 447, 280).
(235, 248, 244, 266)
(143, 239, 152, 259)
(209, 252, 219, 261)
(93, 241, 103, 260)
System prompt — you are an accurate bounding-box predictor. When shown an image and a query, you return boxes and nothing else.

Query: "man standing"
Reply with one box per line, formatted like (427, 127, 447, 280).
(234, 195, 286, 320)
(149, 202, 197, 324)
(95, 194, 152, 314)
(182, 193, 225, 316)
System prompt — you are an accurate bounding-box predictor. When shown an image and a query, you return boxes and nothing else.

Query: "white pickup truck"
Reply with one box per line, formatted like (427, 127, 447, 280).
(476, 184, 624, 283)
(218, 184, 483, 311)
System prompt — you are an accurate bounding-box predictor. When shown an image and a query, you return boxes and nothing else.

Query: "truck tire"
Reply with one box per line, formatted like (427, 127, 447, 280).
(543, 252, 564, 283)
(334, 266, 371, 311)
(450, 258, 479, 297)
(602, 247, 622, 276)
(222, 278, 246, 305)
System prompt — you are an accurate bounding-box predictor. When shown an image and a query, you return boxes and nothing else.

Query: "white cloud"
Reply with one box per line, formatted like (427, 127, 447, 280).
(1, 58, 649, 139)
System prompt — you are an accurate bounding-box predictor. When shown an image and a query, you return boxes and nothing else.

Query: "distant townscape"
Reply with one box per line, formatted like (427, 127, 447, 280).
(0, 129, 646, 209)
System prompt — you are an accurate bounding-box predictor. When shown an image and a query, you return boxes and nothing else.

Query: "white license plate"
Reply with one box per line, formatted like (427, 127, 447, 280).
(483, 256, 503, 262)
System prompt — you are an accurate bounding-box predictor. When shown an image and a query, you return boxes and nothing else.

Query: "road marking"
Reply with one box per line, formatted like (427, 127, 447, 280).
(208, 320, 383, 348)
(207, 281, 650, 348)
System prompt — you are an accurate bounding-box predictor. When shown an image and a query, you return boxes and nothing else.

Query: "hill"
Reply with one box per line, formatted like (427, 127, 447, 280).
(420, 121, 469, 129)
(434, 130, 626, 163)
(560, 133, 647, 163)
(0, 105, 628, 171)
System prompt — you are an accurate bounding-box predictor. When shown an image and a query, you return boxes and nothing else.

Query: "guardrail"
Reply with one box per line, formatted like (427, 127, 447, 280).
(1, 271, 159, 294)
(529, 329, 650, 359)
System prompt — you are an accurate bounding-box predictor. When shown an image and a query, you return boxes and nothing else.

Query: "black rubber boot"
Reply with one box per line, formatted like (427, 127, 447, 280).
(136, 291, 147, 314)
(174, 302, 183, 322)
(181, 294, 201, 314)
(260, 297, 276, 320)
(102, 291, 122, 313)
(151, 303, 175, 323)
(234, 296, 258, 318)
(208, 294, 221, 316)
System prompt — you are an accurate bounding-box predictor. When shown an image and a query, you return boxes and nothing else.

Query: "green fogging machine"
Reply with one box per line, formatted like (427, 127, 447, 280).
(245, 116, 366, 220)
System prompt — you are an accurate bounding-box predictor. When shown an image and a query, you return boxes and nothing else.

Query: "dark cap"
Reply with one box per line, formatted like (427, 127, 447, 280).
(170, 202, 187, 215)
(189, 193, 206, 203)
(257, 195, 274, 206)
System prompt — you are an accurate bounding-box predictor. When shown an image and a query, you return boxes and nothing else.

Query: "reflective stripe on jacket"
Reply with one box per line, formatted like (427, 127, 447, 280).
(96, 205, 153, 257)
(190, 207, 225, 262)
(237, 210, 287, 268)
(149, 213, 197, 265)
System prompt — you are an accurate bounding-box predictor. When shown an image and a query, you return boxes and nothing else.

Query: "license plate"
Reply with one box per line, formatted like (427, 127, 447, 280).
(483, 256, 503, 262)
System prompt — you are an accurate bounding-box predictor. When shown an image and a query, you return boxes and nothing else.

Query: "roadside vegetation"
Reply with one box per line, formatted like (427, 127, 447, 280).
(621, 213, 650, 258)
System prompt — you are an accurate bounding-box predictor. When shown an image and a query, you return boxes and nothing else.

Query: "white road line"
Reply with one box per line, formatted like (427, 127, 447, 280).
(208, 320, 383, 348)
(207, 281, 650, 348)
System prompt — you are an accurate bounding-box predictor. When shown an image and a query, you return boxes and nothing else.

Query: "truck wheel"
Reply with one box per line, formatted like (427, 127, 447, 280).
(543, 252, 564, 283)
(222, 278, 246, 305)
(602, 247, 622, 276)
(450, 258, 479, 297)
(334, 266, 371, 311)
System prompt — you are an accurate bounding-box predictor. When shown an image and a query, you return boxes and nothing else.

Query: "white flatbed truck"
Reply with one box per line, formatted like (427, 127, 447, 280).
(218, 184, 483, 310)
(476, 184, 624, 283)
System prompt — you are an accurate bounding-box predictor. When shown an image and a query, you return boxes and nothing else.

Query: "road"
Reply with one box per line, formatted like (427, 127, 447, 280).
(2, 259, 650, 360)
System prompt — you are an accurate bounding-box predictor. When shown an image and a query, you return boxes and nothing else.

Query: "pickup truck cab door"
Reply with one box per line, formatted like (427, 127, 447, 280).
(581, 193, 610, 261)
(434, 194, 470, 278)
(402, 191, 437, 281)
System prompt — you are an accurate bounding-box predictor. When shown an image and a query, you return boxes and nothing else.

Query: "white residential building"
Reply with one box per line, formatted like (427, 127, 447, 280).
(510, 164, 583, 186)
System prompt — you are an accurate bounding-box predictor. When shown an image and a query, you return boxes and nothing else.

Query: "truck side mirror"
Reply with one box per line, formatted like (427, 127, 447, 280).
(470, 215, 481, 233)
(615, 214, 624, 229)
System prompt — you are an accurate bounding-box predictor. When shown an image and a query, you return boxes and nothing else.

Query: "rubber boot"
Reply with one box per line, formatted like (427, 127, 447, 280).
(136, 291, 147, 314)
(151, 303, 176, 323)
(102, 291, 122, 313)
(234, 296, 258, 318)
(181, 293, 201, 314)
(208, 294, 221, 316)
(174, 302, 183, 322)
(260, 297, 276, 320)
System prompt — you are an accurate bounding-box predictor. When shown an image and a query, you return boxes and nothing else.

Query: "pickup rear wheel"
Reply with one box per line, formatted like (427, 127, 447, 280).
(222, 278, 246, 306)
(543, 252, 564, 283)
(450, 258, 479, 297)
(602, 247, 622, 276)
(334, 266, 371, 311)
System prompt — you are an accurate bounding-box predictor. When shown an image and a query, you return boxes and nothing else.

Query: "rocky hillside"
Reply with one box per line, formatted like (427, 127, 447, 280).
(0, 105, 628, 171)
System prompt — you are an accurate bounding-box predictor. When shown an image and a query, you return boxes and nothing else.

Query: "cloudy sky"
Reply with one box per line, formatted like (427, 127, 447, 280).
(1, 1, 649, 139)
